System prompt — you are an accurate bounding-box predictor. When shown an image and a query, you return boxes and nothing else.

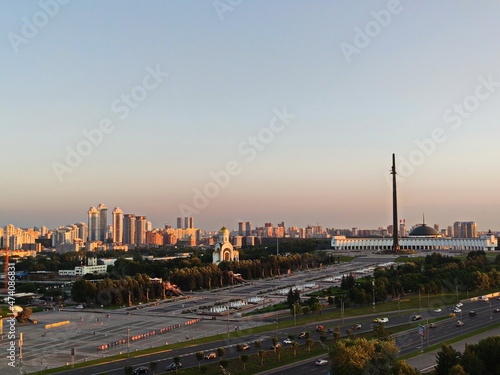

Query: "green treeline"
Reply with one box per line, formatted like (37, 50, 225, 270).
(337, 251, 500, 306)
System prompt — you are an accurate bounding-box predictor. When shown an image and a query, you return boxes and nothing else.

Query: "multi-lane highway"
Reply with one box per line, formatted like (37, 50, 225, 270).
(50, 296, 500, 375)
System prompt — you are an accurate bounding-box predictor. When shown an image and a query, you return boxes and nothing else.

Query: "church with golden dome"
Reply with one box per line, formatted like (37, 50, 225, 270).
(212, 226, 239, 264)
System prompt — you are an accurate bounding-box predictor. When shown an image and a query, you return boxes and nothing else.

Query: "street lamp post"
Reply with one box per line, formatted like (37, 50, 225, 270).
(490, 300, 493, 320)
(127, 327, 130, 357)
(372, 280, 376, 314)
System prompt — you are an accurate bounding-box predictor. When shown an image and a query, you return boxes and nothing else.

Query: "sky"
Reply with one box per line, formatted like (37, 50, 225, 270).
(1, 0, 500, 232)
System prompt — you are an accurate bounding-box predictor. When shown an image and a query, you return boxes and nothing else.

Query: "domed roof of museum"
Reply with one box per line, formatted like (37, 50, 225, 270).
(220, 226, 229, 233)
(409, 224, 441, 237)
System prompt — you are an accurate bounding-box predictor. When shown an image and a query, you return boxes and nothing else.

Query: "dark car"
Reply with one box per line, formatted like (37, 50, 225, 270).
(297, 332, 306, 339)
(133, 366, 149, 374)
(166, 362, 182, 371)
(352, 324, 362, 330)
(469, 311, 477, 317)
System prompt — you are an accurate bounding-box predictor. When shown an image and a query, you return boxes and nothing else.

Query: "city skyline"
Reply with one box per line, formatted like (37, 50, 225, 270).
(2, 2, 500, 231)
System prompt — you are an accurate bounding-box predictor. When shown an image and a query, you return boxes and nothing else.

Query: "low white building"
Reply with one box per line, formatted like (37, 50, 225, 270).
(331, 225, 497, 251)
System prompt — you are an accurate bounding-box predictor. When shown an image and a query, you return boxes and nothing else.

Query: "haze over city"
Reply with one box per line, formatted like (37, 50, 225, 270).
(2, 1, 500, 231)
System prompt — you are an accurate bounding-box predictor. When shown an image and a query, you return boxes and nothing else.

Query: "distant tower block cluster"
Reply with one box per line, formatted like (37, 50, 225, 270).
(213, 226, 239, 264)
(176, 217, 194, 229)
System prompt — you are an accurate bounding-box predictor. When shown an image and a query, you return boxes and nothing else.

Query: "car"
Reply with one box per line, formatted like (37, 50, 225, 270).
(433, 308, 442, 313)
(270, 343, 282, 349)
(456, 302, 463, 307)
(204, 352, 217, 359)
(449, 313, 456, 317)
(315, 359, 328, 366)
(494, 308, 500, 313)
(326, 328, 334, 334)
(352, 324, 362, 330)
(283, 338, 293, 345)
(315, 325, 324, 332)
(133, 367, 149, 374)
(452, 308, 461, 313)
(428, 323, 437, 328)
(378, 318, 389, 323)
(469, 311, 477, 317)
(456, 320, 464, 327)
(165, 363, 182, 371)
(297, 332, 306, 339)
(412, 315, 422, 321)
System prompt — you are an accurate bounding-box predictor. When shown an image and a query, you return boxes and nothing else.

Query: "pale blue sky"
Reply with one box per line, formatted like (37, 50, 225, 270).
(2, 0, 500, 231)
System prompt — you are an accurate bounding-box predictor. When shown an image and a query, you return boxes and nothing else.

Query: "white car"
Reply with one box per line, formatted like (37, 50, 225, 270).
(378, 317, 389, 323)
(315, 359, 328, 366)
(433, 308, 442, 313)
(283, 338, 293, 345)
(452, 308, 462, 313)
(456, 303, 463, 307)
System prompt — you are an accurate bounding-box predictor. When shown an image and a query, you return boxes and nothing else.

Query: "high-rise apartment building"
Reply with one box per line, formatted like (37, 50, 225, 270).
(453, 221, 477, 238)
(245, 221, 252, 236)
(135, 216, 147, 245)
(75, 222, 88, 241)
(97, 204, 108, 242)
(184, 217, 194, 229)
(177, 217, 183, 229)
(112, 207, 124, 243)
(123, 214, 136, 245)
(88, 207, 99, 241)
(238, 222, 246, 236)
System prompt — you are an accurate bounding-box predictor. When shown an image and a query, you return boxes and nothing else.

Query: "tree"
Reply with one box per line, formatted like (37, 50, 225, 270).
(271, 336, 278, 351)
(235, 344, 244, 359)
(449, 364, 467, 375)
(346, 329, 352, 339)
(330, 337, 399, 375)
(290, 302, 302, 316)
(327, 295, 334, 305)
(254, 340, 262, 350)
(334, 326, 341, 341)
(306, 338, 314, 352)
(124, 366, 133, 375)
(258, 350, 266, 365)
(216, 347, 225, 359)
(286, 288, 300, 306)
(320, 334, 328, 344)
(390, 361, 422, 375)
(303, 306, 311, 317)
(292, 341, 299, 357)
(435, 344, 460, 375)
(195, 351, 204, 369)
(149, 361, 157, 375)
(374, 323, 389, 340)
(173, 356, 181, 374)
(241, 354, 249, 371)
(276, 344, 283, 361)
